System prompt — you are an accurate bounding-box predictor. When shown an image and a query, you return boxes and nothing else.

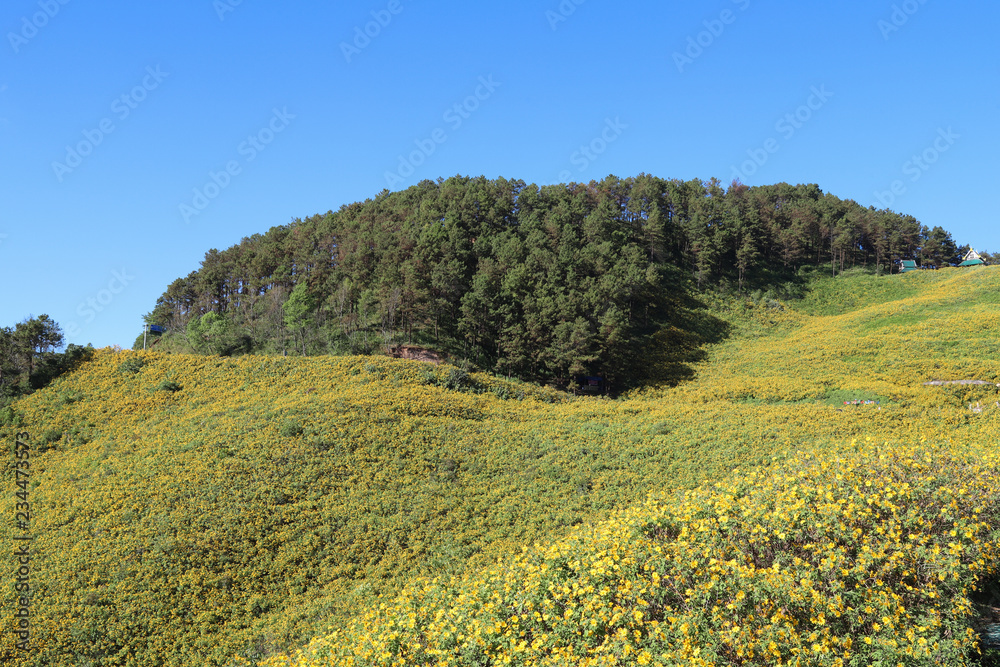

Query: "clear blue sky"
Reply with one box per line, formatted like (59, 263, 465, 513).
(2, 0, 997, 348)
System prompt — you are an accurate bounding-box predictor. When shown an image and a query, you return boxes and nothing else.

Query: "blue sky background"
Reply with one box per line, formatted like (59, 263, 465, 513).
(2, 0, 997, 348)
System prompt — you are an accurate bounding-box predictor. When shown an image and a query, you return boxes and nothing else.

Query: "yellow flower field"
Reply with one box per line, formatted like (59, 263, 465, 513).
(265, 442, 1000, 667)
(1, 266, 998, 666)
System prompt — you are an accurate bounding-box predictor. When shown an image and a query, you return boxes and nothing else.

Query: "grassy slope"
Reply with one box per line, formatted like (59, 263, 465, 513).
(268, 266, 1000, 667)
(2, 266, 999, 666)
(688, 267, 1000, 409)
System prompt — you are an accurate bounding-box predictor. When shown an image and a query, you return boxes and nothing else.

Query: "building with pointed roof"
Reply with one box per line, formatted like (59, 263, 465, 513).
(958, 249, 986, 267)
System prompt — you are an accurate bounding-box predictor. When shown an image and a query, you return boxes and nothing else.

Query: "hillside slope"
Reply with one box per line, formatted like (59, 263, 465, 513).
(268, 444, 1000, 667)
(2, 266, 999, 666)
(145, 175, 950, 390)
(265, 266, 1000, 667)
(685, 266, 1000, 410)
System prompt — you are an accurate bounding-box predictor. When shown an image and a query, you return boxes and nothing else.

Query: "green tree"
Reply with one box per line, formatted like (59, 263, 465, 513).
(0, 327, 24, 400)
(920, 226, 960, 267)
(141, 174, 967, 388)
(1, 316, 91, 406)
(725, 182, 761, 291)
(13, 314, 63, 376)
(283, 282, 319, 355)
(186, 312, 248, 356)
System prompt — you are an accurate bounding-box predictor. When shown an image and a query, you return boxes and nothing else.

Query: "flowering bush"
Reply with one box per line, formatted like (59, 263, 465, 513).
(265, 442, 1000, 666)
(2, 267, 999, 666)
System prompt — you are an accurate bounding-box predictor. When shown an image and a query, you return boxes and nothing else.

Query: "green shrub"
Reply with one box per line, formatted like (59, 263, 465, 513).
(445, 368, 469, 391)
(0, 405, 23, 427)
(63, 426, 92, 447)
(491, 384, 512, 400)
(279, 420, 304, 437)
(117, 357, 146, 374)
(59, 389, 84, 404)
(36, 428, 62, 452)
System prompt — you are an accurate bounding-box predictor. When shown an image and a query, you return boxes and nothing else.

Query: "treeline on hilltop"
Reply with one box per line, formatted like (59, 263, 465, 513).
(0, 315, 92, 414)
(144, 174, 971, 387)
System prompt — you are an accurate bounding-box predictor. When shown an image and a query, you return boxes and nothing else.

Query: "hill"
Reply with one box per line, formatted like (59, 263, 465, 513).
(2, 266, 999, 666)
(141, 175, 969, 391)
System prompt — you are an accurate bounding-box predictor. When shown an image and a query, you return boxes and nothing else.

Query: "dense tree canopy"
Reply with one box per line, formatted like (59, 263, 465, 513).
(0, 315, 91, 409)
(145, 175, 970, 388)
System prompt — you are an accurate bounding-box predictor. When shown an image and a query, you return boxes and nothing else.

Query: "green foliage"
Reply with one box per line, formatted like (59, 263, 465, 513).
(156, 379, 182, 392)
(1, 315, 92, 407)
(0, 405, 22, 426)
(62, 424, 92, 447)
(36, 426, 62, 452)
(795, 268, 925, 316)
(414, 364, 530, 399)
(117, 356, 146, 374)
(58, 389, 84, 404)
(444, 367, 469, 390)
(279, 419, 304, 437)
(920, 225, 961, 267)
(2, 265, 999, 667)
(146, 176, 958, 389)
(284, 282, 320, 355)
(187, 312, 251, 356)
